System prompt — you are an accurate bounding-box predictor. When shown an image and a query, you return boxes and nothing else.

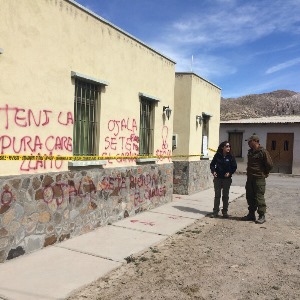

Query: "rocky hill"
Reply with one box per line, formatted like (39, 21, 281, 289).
(221, 90, 300, 121)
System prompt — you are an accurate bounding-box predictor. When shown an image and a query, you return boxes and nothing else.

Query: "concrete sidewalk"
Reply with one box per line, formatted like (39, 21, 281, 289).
(0, 186, 245, 300)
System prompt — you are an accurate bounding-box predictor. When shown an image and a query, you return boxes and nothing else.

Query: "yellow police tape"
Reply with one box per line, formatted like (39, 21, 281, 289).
(0, 148, 216, 161)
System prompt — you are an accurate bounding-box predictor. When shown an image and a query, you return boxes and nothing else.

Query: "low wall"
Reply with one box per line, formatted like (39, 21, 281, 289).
(173, 160, 213, 195)
(0, 163, 173, 263)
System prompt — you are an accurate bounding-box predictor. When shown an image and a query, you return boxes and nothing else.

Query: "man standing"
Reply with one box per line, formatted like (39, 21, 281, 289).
(242, 134, 273, 224)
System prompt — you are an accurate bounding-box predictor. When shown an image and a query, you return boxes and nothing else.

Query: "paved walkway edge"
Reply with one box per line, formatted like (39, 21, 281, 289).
(0, 186, 245, 300)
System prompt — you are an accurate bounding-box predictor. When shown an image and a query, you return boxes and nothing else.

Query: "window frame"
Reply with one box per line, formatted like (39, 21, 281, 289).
(139, 97, 155, 156)
(228, 131, 243, 158)
(71, 72, 108, 157)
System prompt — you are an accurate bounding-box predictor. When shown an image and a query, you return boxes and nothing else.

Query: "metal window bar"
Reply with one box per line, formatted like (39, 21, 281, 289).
(139, 99, 154, 155)
(73, 79, 99, 156)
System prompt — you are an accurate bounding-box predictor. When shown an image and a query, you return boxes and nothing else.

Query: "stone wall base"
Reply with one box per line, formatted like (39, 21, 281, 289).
(0, 163, 173, 263)
(173, 160, 213, 195)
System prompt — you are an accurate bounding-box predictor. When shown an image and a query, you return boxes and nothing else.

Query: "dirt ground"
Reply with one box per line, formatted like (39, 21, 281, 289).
(68, 175, 300, 300)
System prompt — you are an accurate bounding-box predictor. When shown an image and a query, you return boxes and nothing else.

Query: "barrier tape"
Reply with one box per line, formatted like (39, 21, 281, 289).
(0, 148, 216, 161)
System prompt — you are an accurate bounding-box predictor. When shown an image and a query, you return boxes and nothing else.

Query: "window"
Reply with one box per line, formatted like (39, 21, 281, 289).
(139, 98, 154, 155)
(228, 132, 243, 157)
(201, 116, 210, 156)
(73, 78, 100, 155)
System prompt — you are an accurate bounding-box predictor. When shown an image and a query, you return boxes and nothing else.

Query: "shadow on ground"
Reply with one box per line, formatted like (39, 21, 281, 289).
(173, 206, 210, 215)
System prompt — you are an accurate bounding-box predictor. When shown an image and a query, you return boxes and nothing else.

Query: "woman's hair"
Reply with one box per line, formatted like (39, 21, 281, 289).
(217, 140, 231, 153)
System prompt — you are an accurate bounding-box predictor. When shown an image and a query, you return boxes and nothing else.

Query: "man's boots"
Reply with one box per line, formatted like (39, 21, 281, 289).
(256, 214, 266, 224)
(241, 212, 256, 221)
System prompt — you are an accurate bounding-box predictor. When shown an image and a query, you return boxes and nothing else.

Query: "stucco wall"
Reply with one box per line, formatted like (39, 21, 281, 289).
(0, 163, 173, 262)
(173, 75, 192, 158)
(173, 73, 221, 161)
(220, 123, 300, 175)
(189, 75, 221, 159)
(0, 0, 175, 176)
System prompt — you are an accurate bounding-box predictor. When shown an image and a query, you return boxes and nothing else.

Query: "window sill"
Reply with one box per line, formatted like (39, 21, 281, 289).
(200, 155, 210, 160)
(136, 158, 158, 164)
(68, 160, 108, 167)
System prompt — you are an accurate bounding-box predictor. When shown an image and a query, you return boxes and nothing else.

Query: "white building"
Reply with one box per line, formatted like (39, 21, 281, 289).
(220, 116, 300, 175)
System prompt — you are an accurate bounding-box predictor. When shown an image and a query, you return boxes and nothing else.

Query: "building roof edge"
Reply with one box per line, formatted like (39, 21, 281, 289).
(175, 72, 221, 90)
(67, 0, 176, 64)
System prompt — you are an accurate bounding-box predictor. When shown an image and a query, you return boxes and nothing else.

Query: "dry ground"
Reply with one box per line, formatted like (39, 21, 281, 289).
(69, 175, 300, 300)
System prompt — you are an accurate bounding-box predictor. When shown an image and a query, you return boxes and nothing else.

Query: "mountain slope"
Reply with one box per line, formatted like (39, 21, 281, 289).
(221, 90, 300, 121)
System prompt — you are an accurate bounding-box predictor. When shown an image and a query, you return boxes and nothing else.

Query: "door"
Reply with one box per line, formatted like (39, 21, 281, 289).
(266, 133, 294, 174)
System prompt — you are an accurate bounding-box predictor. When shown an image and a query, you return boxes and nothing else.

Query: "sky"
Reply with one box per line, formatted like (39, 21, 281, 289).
(75, 0, 300, 98)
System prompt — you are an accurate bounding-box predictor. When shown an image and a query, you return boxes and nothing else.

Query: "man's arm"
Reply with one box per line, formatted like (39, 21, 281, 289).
(264, 150, 273, 174)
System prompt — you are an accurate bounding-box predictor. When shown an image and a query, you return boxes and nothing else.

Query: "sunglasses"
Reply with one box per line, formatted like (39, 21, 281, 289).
(225, 145, 231, 148)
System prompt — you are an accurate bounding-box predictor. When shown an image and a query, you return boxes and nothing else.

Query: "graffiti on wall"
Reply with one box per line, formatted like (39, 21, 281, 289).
(155, 125, 171, 160)
(40, 174, 166, 207)
(102, 119, 171, 163)
(0, 104, 73, 172)
(0, 105, 172, 171)
(0, 187, 13, 207)
(102, 118, 139, 163)
(0, 172, 167, 209)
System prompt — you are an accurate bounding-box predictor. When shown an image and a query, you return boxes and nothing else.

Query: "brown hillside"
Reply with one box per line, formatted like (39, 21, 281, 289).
(221, 90, 300, 121)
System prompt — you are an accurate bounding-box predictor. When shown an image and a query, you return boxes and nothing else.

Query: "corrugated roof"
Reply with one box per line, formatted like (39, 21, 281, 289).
(221, 115, 300, 124)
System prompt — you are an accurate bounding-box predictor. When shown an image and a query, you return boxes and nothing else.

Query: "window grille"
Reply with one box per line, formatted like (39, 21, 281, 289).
(73, 79, 100, 155)
(139, 98, 154, 155)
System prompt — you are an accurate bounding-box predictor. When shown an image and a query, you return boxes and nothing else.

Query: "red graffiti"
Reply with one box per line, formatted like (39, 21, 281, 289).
(115, 152, 138, 163)
(38, 173, 166, 208)
(100, 176, 126, 191)
(44, 136, 72, 152)
(134, 190, 141, 206)
(0, 135, 72, 154)
(1, 189, 13, 206)
(104, 118, 139, 156)
(0, 103, 74, 173)
(57, 112, 74, 126)
(156, 149, 172, 159)
(144, 186, 166, 200)
(0, 104, 52, 129)
(130, 174, 157, 189)
(155, 126, 171, 161)
(130, 220, 155, 226)
(107, 118, 138, 136)
(42, 178, 96, 206)
(105, 136, 139, 152)
(20, 156, 63, 172)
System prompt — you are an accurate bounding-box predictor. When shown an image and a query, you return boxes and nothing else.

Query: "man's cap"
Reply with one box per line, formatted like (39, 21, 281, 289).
(245, 134, 260, 142)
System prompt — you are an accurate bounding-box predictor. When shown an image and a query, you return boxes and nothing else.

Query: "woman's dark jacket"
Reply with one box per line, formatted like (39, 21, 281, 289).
(210, 151, 237, 179)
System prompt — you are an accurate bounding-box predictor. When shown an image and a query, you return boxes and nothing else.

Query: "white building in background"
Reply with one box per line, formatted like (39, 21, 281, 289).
(220, 116, 300, 175)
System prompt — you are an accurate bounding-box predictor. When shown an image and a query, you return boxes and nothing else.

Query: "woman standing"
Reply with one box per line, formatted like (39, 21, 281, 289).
(210, 141, 237, 218)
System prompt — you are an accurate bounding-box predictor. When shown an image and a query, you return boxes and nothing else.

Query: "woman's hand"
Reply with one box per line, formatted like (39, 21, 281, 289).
(225, 172, 230, 177)
(213, 172, 218, 177)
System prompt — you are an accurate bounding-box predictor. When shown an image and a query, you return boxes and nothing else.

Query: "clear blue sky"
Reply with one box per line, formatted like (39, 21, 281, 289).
(75, 0, 300, 98)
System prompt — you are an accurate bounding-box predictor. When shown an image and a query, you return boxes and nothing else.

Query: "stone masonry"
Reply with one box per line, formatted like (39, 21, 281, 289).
(0, 163, 173, 263)
(173, 160, 213, 195)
